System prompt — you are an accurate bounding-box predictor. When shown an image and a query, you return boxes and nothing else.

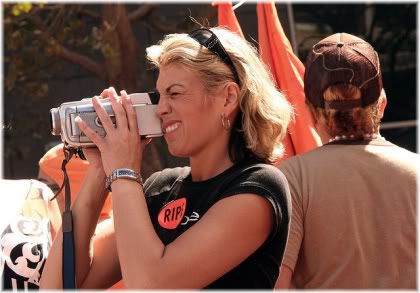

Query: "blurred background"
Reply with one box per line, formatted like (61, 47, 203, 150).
(2, 2, 417, 180)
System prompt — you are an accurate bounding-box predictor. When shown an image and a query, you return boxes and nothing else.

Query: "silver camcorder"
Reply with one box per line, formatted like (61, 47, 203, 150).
(50, 92, 162, 148)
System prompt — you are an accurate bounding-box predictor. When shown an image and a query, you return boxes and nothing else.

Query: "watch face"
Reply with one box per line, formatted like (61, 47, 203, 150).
(117, 169, 133, 176)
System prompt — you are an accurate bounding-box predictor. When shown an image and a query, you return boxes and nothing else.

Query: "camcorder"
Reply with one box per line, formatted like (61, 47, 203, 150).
(50, 92, 163, 149)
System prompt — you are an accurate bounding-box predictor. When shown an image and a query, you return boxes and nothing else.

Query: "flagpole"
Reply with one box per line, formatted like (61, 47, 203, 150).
(286, 2, 298, 54)
(233, 0, 246, 10)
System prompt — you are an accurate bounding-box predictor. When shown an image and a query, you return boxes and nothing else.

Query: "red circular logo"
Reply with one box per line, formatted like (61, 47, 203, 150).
(158, 198, 186, 229)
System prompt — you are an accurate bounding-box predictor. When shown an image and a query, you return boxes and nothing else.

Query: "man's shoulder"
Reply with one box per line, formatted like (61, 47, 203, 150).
(386, 143, 419, 158)
(380, 143, 419, 173)
(279, 146, 328, 170)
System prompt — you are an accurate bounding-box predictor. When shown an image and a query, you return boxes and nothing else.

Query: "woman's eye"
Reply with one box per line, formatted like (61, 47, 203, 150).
(170, 93, 179, 97)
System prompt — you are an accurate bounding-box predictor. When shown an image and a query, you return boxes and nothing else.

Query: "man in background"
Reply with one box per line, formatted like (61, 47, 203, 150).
(276, 33, 417, 289)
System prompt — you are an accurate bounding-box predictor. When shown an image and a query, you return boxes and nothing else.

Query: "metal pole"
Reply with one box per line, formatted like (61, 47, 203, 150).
(381, 120, 417, 130)
(286, 2, 298, 54)
(233, 0, 246, 11)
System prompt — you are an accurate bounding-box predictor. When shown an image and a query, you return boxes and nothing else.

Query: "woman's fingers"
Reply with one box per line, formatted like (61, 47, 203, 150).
(121, 90, 139, 134)
(108, 87, 118, 98)
(92, 96, 115, 133)
(109, 90, 128, 131)
(99, 87, 129, 131)
(75, 116, 104, 150)
(100, 87, 114, 99)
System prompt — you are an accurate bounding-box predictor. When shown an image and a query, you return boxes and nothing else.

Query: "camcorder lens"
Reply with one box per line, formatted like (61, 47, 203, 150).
(50, 108, 61, 135)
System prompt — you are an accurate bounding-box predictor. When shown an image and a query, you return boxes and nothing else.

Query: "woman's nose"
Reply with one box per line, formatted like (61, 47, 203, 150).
(156, 97, 170, 117)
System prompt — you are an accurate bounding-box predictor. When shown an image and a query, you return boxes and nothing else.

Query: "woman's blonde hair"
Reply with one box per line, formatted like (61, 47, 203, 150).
(310, 84, 384, 138)
(146, 27, 293, 163)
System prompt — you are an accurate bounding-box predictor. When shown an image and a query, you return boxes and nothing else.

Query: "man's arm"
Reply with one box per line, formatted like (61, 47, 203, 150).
(276, 264, 293, 289)
(275, 160, 305, 290)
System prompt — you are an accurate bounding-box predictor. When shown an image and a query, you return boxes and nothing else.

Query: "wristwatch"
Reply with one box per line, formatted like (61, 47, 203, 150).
(105, 168, 143, 192)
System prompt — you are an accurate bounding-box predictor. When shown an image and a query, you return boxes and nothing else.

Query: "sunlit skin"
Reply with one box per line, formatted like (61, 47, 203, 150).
(157, 64, 220, 157)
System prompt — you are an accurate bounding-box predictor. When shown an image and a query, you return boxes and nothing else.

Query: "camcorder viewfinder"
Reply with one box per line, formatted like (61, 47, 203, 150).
(50, 92, 162, 149)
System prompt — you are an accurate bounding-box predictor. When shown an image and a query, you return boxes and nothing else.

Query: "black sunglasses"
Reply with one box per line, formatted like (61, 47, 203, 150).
(189, 28, 240, 86)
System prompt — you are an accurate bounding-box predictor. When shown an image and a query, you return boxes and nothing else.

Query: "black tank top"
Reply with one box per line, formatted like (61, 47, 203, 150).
(144, 159, 291, 289)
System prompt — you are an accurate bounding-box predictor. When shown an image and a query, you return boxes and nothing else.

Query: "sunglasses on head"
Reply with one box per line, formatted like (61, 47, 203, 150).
(189, 28, 240, 86)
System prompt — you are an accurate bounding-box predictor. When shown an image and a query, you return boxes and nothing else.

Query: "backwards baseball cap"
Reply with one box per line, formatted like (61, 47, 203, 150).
(304, 33, 383, 110)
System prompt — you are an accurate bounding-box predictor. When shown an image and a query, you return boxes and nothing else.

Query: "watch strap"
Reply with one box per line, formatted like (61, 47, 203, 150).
(106, 168, 143, 191)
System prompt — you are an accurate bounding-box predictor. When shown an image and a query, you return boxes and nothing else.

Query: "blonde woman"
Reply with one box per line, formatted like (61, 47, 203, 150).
(40, 27, 292, 289)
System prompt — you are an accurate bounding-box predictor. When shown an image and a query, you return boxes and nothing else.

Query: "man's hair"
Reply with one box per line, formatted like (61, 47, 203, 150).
(309, 84, 384, 138)
(146, 27, 293, 163)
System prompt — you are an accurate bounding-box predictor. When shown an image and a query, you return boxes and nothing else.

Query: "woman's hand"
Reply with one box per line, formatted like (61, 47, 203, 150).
(75, 87, 151, 176)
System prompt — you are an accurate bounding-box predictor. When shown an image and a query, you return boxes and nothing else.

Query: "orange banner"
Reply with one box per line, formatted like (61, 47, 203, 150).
(213, 1, 244, 37)
(257, 1, 321, 162)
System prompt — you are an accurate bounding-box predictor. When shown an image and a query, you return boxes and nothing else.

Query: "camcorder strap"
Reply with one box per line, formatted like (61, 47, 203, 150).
(61, 146, 76, 289)
(50, 145, 77, 289)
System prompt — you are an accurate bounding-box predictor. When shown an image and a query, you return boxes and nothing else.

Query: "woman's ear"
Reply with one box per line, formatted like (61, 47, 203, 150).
(222, 82, 240, 116)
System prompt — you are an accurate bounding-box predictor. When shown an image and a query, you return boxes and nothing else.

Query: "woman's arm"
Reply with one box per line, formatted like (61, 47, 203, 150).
(79, 218, 122, 289)
(39, 165, 116, 288)
(111, 180, 273, 288)
(47, 196, 61, 240)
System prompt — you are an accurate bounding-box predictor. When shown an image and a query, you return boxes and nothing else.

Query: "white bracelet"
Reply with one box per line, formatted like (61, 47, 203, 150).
(105, 168, 143, 192)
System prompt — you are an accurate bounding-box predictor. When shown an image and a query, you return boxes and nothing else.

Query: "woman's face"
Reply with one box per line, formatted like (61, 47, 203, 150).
(156, 63, 224, 158)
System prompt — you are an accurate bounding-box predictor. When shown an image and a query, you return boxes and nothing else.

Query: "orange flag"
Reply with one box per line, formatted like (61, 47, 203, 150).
(212, 1, 244, 38)
(257, 1, 321, 162)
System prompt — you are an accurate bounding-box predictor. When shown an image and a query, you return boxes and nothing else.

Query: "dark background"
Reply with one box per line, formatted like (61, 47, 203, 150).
(2, 2, 417, 180)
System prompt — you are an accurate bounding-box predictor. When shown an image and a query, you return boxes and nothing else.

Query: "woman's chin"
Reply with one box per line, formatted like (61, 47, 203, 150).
(167, 145, 189, 158)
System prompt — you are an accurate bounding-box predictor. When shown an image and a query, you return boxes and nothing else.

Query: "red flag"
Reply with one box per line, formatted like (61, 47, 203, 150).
(212, 1, 244, 38)
(257, 1, 321, 163)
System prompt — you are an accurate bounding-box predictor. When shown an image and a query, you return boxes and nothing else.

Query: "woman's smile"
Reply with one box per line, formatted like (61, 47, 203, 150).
(163, 122, 181, 134)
